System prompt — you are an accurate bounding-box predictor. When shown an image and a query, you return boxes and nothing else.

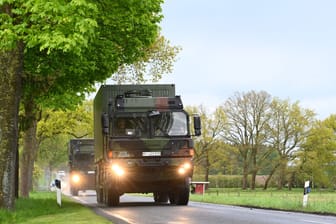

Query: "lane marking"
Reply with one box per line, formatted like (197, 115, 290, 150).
(301, 220, 333, 224)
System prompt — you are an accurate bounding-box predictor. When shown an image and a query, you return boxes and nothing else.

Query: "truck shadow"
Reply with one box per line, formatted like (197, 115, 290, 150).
(117, 202, 172, 207)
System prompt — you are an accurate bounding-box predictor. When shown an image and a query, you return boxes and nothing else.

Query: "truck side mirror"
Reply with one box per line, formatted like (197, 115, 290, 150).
(193, 115, 201, 136)
(101, 113, 109, 134)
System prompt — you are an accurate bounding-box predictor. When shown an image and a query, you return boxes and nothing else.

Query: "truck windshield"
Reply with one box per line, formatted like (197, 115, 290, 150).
(151, 111, 188, 137)
(113, 115, 147, 137)
(112, 112, 188, 137)
(73, 151, 94, 170)
(78, 145, 93, 153)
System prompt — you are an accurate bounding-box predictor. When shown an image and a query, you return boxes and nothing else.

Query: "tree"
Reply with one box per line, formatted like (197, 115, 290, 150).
(0, 44, 23, 210)
(18, 0, 166, 198)
(208, 141, 239, 176)
(37, 101, 93, 143)
(36, 135, 69, 189)
(1, 0, 98, 204)
(264, 98, 315, 189)
(112, 35, 181, 83)
(0, 0, 164, 207)
(187, 105, 226, 182)
(222, 91, 272, 189)
(0, 2, 25, 209)
(36, 101, 94, 188)
(298, 115, 336, 188)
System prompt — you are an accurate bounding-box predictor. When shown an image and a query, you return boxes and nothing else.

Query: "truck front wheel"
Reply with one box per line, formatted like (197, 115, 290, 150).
(96, 187, 103, 204)
(107, 188, 119, 206)
(169, 187, 189, 205)
(169, 178, 190, 205)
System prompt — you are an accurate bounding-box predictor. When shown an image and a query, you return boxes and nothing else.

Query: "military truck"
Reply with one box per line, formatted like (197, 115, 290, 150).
(94, 84, 201, 206)
(68, 139, 95, 196)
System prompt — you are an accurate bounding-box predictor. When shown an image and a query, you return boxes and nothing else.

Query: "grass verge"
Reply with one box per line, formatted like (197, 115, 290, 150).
(190, 188, 336, 215)
(0, 192, 111, 224)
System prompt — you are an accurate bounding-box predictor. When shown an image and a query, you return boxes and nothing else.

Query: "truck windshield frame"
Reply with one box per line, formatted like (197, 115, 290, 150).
(111, 111, 189, 138)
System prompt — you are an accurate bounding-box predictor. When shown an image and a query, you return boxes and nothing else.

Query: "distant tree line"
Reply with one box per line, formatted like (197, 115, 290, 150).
(187, 91, 336, 190)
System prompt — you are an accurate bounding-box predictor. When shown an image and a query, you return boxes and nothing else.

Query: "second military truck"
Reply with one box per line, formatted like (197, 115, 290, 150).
(68, 139, 95, 196)
(94, 84, 201, 206)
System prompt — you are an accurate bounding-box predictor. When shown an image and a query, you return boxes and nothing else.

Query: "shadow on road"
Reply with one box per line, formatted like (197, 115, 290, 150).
(116, 202, 173, 207)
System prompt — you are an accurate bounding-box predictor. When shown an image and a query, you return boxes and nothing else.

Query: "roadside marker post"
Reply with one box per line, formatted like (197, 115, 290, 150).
(55, 179, 62, 207)
(302, 180, 311, 207)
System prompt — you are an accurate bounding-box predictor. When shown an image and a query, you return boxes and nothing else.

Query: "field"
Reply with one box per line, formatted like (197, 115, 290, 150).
(190, 188, 336, 215)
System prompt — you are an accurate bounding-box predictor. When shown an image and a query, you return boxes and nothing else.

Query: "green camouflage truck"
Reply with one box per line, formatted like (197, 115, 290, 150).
(68, 139, 95, 196)
(94, 84, 201, 206)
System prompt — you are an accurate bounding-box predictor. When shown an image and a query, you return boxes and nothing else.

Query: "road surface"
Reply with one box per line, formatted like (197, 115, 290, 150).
(72, 191, 336, 224)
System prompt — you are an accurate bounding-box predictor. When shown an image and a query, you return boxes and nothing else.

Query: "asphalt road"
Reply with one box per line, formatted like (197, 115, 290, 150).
(72, 191, 336, 224)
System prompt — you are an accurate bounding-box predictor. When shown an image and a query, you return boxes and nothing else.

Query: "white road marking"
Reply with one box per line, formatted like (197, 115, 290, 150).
(301, 220, 333, 224)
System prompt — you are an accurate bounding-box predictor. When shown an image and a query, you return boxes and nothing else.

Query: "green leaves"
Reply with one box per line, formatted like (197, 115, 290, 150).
(113, 35, 181, 83)
(23, 0, 98, 54)
(1, 0, 98, 53)
(299, 115, 336, 187)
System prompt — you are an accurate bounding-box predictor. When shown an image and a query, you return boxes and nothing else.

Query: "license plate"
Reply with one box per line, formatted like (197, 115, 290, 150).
(142, 151, 161, 156)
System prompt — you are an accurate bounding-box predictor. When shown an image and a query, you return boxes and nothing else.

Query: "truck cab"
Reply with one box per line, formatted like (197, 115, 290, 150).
(94, 84, 201, 206)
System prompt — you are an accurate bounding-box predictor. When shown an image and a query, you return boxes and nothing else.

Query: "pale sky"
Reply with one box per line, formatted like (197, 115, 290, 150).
(158, 0, 336, 119)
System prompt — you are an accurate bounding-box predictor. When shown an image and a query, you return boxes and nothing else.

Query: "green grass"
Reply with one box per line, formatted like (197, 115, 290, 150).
(0, 192, 111, 224)
(190, 188, 336, 215)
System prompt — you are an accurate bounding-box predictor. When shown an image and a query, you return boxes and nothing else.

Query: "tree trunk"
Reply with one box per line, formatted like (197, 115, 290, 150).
(20, 100, 39, 198)
(263, 162, 280, 190)
(277, 158, 287, 190)
(240, 145, 250, 190)
(204, 149, 210, 182)
(250, 148, 258, 190)
(251, 170, 257, 190)
(242, 160, 249, 189)
(0, 42, 23, 209)
(287, 170, 295, 191)
(203, 150, 210, 190)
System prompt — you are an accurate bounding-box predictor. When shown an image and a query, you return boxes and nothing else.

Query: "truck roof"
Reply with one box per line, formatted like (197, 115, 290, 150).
(95, 84, 176, 100)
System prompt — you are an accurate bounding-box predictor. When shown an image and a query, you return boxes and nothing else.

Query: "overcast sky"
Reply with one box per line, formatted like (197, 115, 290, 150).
(158, 0, 336, 119)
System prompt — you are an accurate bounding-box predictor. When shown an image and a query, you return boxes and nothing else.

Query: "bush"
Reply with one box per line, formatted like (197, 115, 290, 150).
(192, 174, 277, 188)
(193, 174, 242, 188)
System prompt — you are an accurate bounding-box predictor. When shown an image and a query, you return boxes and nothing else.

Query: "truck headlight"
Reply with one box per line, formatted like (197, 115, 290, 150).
(72, 174, 80, 183)
(182, 162, 191, 169)
(178, 162, 192, 175)
(111, 164, 125, 176)
(178, 167, 187, 175)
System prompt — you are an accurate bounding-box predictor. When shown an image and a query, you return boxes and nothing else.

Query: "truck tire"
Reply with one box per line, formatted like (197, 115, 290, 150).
(70, 187, 78, 196)
(169, 178, 190, 205)
(96, 187, 103, 204)
(169, 187, 189, 205)
(154, 192, 169, 203)
(168, 192, 176, 205)
(107, 188, 119, 206)
(176, 186, 189, 205)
